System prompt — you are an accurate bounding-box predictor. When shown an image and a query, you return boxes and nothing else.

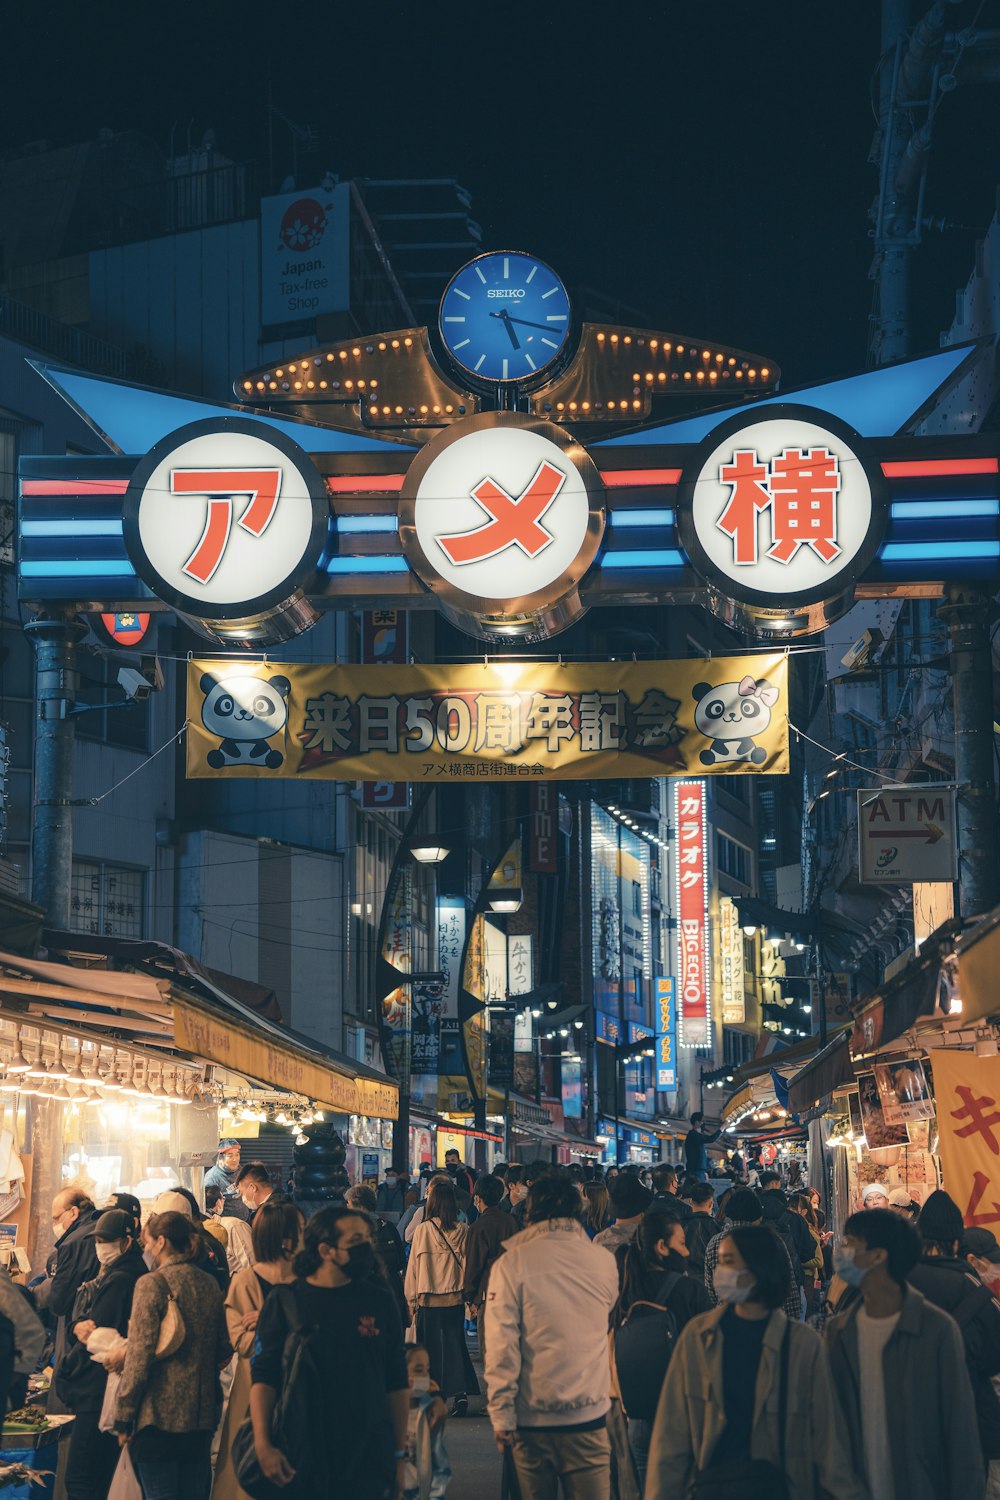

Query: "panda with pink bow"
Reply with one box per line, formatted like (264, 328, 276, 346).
(691, 674, 780, 766)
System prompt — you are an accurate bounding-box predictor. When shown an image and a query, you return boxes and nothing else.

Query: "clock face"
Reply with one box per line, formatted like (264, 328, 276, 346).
(438, 252, 572, 385)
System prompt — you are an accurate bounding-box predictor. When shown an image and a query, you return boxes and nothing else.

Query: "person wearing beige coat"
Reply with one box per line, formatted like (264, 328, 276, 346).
(211, 1202, 299, 1500)
(404, 1178, 479, 1410)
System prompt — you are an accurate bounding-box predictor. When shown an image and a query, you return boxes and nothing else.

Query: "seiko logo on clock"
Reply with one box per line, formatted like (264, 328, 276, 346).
(486, 289, 527, 299)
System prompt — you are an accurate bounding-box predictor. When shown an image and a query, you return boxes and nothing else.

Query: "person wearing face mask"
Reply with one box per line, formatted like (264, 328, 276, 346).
(376, 1170, 407, 1223)
(402, 1343, 451, 1500)
(404, 1178, 479, 1417)
(250, 1205, 409, 1500)
(613, 1205, 713, 1489)
(37, 1187, 101, 1400)
(966, 1226, 1000, 1303)
(908, 1191, 1000, 1485)
(212, 1202, 300, 1500)
(56, 1210, 145, 1500)
(825, 1208, 985, 1500)
(646, 1224, 866, 1500)
(442, 1149, 475, 1200)
(114, 1211, 232, 1500)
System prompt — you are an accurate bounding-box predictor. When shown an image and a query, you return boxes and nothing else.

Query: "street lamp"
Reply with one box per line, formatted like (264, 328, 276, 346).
(410, 843, 450, 864)
(487, 888, 523, 914)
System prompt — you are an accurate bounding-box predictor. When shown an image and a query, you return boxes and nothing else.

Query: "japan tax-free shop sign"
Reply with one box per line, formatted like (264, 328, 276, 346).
(185, 655, 789, 782)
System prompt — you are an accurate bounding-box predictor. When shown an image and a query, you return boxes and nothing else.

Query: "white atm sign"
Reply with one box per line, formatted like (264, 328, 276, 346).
(858, 788, 957, 885)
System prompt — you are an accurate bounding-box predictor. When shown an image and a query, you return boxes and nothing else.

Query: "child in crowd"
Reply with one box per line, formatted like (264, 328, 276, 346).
(404, 1342, 452, 1500)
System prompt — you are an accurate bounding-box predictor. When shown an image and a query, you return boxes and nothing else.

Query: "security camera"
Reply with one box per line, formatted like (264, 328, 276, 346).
(117, 656, 163, 701)
(840, 627, 883, 672)
(118, 667, 152, 701)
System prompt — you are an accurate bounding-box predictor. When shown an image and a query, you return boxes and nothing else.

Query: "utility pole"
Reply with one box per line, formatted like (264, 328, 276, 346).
(938, 584, 1000, 917)
(872, 0, 914, 365)
(27, 614, 86, 929)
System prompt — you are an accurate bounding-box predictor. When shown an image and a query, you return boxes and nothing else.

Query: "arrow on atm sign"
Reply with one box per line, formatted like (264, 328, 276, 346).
(866, 822, 944, 844)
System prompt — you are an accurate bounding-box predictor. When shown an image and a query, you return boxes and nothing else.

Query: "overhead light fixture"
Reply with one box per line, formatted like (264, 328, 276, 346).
(25, 1048, 49, 1079)
(47, 1046, 71, 1082)
(487, 889, 523, 914)
(742, 924, 757, 937)
(7, 1037, 30, 1073)
(410, 843, 450, 864)
(0, 1073, 19, 1094)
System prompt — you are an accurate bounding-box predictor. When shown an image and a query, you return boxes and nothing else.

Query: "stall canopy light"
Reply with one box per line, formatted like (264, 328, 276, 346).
(410, 843, 450, 864)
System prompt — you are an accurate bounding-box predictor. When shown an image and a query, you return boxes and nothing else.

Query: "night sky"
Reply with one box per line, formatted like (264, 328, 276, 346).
(5, 2, 999, 388)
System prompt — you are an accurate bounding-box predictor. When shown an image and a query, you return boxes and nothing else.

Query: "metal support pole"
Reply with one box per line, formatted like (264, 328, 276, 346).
(873, 1, 913, 365)
(27, 615, 87, 928)
(938, 584, 1000, 917)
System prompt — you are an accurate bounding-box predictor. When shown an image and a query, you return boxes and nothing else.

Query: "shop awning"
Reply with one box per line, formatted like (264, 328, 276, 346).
(0, 946, 398, 1119)
(956, 907, 1000, 1027)
(786, 1031, 854, 1113)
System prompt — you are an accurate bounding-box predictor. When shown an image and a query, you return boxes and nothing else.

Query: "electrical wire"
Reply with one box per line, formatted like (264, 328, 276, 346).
(75, 723, 188, 806)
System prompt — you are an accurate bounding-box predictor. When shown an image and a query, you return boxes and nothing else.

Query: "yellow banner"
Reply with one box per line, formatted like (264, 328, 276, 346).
(930, 1049, 1000, 1229)
(172, 998, 398, 1120)
(186, 655, 788, 781)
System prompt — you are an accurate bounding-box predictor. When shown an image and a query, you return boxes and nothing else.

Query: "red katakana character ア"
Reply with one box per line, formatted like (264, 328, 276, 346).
(951, 1084, 1000, 1155)
(717, 450, 771, 565)
(766, 447, 841, 564)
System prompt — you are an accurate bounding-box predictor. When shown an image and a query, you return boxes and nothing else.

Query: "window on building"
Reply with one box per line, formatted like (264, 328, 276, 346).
(718, 833, 753, 887)
(70, 861, 146, 939)
(75, 653, 150, 751)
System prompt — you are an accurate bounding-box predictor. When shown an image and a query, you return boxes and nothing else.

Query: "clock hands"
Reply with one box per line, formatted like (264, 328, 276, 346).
(490, 310, 521, 349)
(490, 312, 563, 334)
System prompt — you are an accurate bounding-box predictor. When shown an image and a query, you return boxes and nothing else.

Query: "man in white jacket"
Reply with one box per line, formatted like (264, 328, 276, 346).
(484, 1172, 619, 1500)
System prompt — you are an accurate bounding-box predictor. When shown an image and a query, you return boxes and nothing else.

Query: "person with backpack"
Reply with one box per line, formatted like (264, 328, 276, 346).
(910, 1190, 1000, 1481)
(646, 1224, 866, 1500)
(405, 1178, 479, 1417)
(758, 1172, 813, 1308)
(612, 1205, 712, 1490)
(249, 1204, 408, 1500)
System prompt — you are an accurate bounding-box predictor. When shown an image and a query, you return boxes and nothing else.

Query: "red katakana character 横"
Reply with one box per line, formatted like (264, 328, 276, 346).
(717, 449, 771, 565)
(951, 1084, 1000, 1155)
(766, 447, 841, 564)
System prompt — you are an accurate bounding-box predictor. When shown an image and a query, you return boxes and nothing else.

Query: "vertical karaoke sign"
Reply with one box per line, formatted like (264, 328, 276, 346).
(674, 780, 710, 1048)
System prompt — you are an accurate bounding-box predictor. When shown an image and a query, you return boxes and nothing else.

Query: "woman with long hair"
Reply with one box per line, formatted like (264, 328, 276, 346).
(114, 1211, 232, 1500)
(645, 1224, 866, 1500)
(613, 1205, 712, 1489)
(404, 1177, 479, 1415)
(212, 1202, 300, 1500)
(584, 1182, 611, 1239)
(250, 1205, 409, 1500)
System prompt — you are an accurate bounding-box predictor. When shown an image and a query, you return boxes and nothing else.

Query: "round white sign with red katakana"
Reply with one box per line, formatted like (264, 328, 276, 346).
(398, 413, 605, 620)
(678, 407, 887, 608)
(123, 417, 329, 622)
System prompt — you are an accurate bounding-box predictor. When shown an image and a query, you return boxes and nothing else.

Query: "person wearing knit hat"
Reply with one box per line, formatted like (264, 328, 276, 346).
(888, 1187, 918, 1219)
(702, 1186, 804, 1321)
(860, 1182, 890, 1209)
(593, 1173, 653, 1254)
(910, 1188, 1000, 1476)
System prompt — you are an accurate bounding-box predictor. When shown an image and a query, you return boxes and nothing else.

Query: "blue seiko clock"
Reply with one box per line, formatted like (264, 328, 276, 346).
(438, 251, 572, 385)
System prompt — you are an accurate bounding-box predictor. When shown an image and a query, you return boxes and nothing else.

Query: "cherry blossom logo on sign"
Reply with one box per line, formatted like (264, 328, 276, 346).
(678, 407, 887, 610)
(123, 418, 329, 624)
(398, 413, 606, 627)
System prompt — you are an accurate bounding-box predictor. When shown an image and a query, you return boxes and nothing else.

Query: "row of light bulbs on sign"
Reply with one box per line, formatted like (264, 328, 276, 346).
(0, 1032, 200, 1107)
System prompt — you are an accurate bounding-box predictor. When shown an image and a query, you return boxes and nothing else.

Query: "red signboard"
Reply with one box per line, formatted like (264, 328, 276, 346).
(674, 779, 709, 1047)
(528, 783, 558, 873)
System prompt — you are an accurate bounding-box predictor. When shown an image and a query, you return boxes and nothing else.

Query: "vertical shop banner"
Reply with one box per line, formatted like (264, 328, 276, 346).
(510, 934, 535, 1053)
(719, 897, 746, 1024)
(562, 1058, 583, 1118)
(461, 913, 489, 1100)
(361, 610, 410, 810)
(655, 977, 677, 1090)
(528, 785, 559, 872)
(674, 780, 709, 1047)
(929, 1049, 1000, 1227)
(411, 978, 444, 1076)
(436, 896, 466, 1082)
(489, 1012, 515, 1089)
(380, 869, 412, 1081)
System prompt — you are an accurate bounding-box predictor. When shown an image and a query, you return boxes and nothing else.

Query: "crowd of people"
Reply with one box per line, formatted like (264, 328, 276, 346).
(2, 1126, 998, 1500)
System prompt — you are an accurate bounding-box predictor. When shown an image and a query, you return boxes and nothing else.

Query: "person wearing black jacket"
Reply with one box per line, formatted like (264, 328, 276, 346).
(912, 1189, 1000, 1470)
(38, 1188, 101, 1396)
(614, 1204, 713, 1490)
(758, 1172, 812, 1295)
(57, 1210, 145, 1500)
(683, 1181, 719, 1281)
(345, 1183, 410, 1329)
(650, 1165, 693, 1222)
(463, 1175, 517, 1363)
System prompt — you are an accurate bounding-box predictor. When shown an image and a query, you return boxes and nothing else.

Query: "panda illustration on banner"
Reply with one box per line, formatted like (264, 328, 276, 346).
(692, 674, 780, 766)
(200, 672, 291, 769)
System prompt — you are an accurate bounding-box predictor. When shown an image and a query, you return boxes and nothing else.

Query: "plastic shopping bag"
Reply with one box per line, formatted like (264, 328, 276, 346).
(98, 1371, 121, 1435)
(108, 1445, 142, 1500)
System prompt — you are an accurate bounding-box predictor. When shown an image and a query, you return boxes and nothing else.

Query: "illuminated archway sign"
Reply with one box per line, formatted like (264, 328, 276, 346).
(17, 253, 1000, 645)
